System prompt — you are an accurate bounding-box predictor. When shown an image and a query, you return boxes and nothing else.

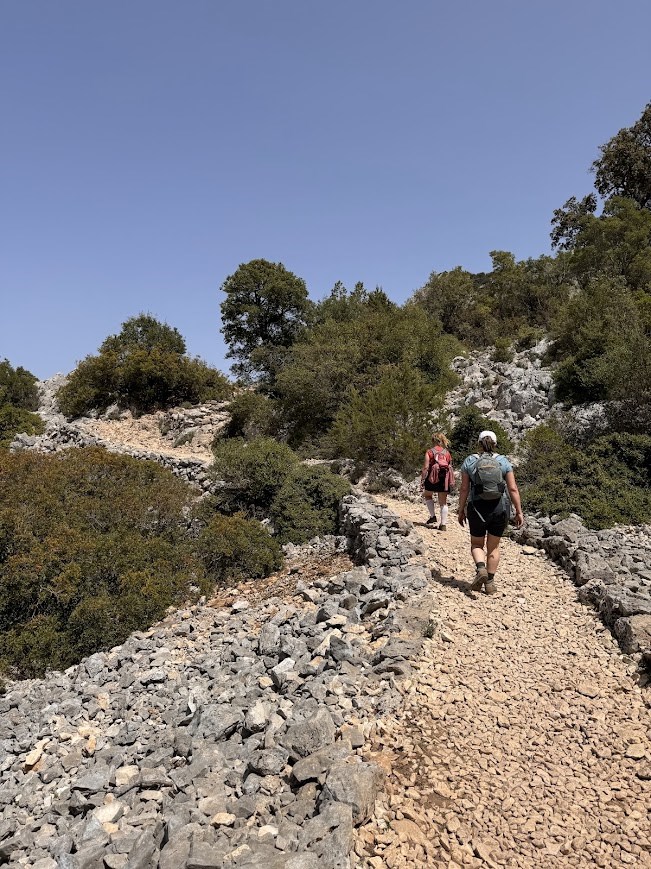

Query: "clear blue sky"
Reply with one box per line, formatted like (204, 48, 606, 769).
(2, 1, 650, 379)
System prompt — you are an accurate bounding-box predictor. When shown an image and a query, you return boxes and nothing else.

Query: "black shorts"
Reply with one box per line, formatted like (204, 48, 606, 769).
(467, 502, 507, 538)
(424, 478, 448, 493)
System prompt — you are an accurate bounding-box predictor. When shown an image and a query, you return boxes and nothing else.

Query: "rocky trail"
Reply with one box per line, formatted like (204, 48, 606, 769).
(354, 496, 651, 868)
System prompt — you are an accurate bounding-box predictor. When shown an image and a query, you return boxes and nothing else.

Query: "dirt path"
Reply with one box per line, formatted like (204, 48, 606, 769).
(355, 496, 651, 868)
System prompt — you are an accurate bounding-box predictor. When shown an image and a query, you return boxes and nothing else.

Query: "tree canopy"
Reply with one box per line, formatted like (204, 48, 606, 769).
(219, 259, 311, 380)
(58, 314, 230, 417)
(592, 102, 651, 210)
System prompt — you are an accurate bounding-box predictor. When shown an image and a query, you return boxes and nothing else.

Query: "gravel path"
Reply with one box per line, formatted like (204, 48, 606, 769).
(355, 496, 651, 868)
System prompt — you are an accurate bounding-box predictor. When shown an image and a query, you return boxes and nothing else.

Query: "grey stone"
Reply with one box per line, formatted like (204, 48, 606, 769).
(72, 768, 110, 793)
(320, 760, 384, 824)
(601, 587, 651, 623)
(199, 705, 242, 740)
(285, 709, 336, 759)
(291, 744, 351, 783)
(270, 657, 297, 689)
(258, 624, 281, 655)
(614, 615, 651, 654)
(248, 748, 289, 776)
(298, 802, 354, 867)
(284, 856, 320, 869)
(125, 830, 158, 869)
(186, 840, 229, 869)
(360, 590, 390, 616)
(245, 700, 269, 733)
(575, 550, 616, 586)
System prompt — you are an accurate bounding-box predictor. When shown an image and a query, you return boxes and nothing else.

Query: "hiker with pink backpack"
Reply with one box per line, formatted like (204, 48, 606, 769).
(420, 432, 455, 530)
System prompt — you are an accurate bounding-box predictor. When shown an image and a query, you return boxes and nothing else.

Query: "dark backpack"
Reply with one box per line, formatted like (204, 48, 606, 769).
(427, 447, 451, 486)
(471, 453, 505, 501)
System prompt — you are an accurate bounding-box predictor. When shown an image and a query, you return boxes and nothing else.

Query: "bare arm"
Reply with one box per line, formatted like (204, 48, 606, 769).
(420, 452, 430, 489)
(457, 471, 471, 525)
(505, 470, 524, 528)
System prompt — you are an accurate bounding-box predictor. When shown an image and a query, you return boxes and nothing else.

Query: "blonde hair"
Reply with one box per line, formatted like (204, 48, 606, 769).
(431, 432, 449, 449)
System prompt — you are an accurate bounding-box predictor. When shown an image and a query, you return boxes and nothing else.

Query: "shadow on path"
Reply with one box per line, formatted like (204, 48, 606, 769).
(430, 568, 478, 598)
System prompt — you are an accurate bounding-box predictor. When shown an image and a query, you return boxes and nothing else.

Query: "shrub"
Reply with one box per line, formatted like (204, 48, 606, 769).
(519, 425, 651, 528)
(206, 437, 350, 542)
(515, 326, 543, 351)
(269, 293, 460, 448)
(491, 338, 514, 363)
(0, 406, 44, 449)
(0, 448, 208, 678)
(209, 437, 297, 517)
(220, 391, 278, 441)
(0, 360, 39, 410)
(449, 407, 513, 461)
(326, 364, 442, 477)
(269, 465, 351, 544)
(57, 315, 231, 417)
(196, 513, 282, 585)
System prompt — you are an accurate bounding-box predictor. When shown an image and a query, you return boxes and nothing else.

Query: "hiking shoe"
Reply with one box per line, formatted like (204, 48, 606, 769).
(425, 516, 437, 526)
(438, 524, 447, 531)
(470, 566, 488, 591)
(484, 579, 498, 595)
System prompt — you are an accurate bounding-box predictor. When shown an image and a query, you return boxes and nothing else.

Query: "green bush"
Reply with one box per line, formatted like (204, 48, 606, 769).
(209, 437, 297, 517)
(0, 448, 209, 678)
(206, 436, 350, 542)
(326, 364, 442, 476)
(270, 290, 460, 448)
(269, 465, 351, 544)
(0, 405, 44, 449)
(196, 513, 282, 585)
(57, 314, 231, 417)
(220, 391, 278, 441)
(0, 360, 39, 410)
(519, 425, 651, 528)
(449, 407, 513, 461)
(491, 338, 514, 363)
(515, 326, 543, 351)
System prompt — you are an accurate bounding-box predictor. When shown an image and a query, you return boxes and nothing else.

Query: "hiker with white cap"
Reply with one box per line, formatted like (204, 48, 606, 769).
(457, 430, 524, 594)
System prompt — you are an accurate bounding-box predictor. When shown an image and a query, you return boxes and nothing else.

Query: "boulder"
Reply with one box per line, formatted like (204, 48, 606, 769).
(285, 709, 337, 759)
(320, 760, 385, 825)
(614, 615, 651, 654)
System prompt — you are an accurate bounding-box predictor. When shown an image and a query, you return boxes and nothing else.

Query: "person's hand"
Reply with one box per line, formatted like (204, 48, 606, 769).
(458, 509, 466, 526)
(514, 510, 524, 529)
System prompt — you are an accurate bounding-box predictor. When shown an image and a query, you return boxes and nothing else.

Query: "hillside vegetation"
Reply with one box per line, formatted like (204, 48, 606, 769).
(3, 102, 651, 679)
(0, 360, 44, 449)
(58, 314, 232, 417)
(216, 102, 651, 522)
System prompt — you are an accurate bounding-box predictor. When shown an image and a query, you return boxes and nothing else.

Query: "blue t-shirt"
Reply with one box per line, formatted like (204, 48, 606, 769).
(460, 453, 513, 513)
(460, 453, 513, 478)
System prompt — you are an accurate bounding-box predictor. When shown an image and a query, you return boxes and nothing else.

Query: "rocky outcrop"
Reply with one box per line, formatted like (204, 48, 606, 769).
(0, 495, 431, 868)
(444, 341, 555, 440)
(516, 515, 651, 671)
(10, 376, 231, 491)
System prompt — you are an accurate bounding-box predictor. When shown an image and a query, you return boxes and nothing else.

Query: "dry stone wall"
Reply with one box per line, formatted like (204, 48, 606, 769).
(10, 377, 222, 491)
(0, 495, 431, 869)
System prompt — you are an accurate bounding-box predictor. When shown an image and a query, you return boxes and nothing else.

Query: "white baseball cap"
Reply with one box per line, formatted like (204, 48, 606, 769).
(478, 430, 497, 444)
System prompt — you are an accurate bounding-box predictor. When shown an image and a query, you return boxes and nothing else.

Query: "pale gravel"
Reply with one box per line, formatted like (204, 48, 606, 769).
(354, 496, 651, 869)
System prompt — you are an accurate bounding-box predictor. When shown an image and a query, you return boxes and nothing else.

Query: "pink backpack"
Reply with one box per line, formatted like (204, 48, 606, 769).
(427, 447, 454, 487)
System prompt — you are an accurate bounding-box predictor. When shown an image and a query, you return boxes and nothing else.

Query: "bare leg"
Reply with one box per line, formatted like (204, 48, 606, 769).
(486, 535, 501, 574)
